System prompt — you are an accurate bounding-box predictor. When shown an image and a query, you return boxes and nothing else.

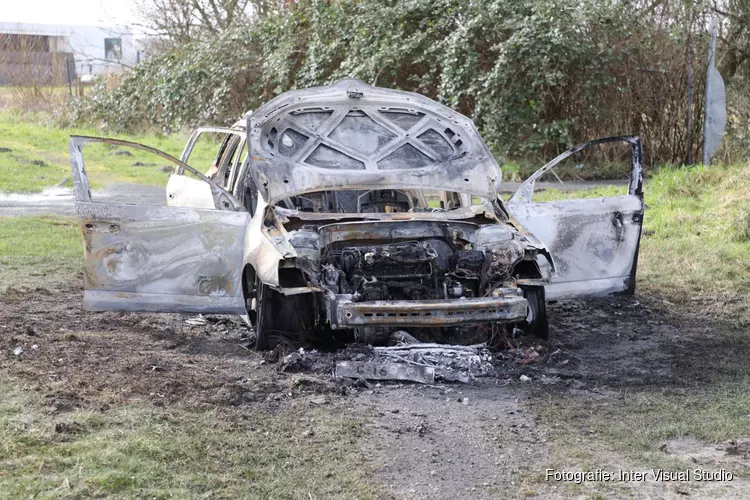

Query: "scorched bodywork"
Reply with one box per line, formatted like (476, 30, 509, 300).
(68, 79, 645, 348)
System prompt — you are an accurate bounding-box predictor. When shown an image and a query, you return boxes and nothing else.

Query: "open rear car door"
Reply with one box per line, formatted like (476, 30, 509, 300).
(506, 136, 644, 300)
(69, 136, 250, 314)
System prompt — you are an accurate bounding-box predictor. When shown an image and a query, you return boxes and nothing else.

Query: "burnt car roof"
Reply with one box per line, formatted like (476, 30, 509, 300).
(248, 79, 503, 204)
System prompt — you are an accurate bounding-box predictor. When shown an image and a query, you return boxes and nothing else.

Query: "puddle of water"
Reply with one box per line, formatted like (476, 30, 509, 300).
(0, 187, 74, 203)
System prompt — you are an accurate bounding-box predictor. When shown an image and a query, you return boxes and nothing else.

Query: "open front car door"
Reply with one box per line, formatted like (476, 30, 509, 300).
(69, 136, 250, 314)
(506, 136, 644, 300)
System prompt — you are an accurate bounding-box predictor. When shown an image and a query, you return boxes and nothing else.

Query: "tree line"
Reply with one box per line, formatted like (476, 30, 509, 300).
(67, 0, 750, 165)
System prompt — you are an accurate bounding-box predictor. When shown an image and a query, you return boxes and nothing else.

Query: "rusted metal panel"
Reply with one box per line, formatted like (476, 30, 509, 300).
(77, 202, 250, 314)
(334, 295, 528, 327)
(248, 79, 503, 205)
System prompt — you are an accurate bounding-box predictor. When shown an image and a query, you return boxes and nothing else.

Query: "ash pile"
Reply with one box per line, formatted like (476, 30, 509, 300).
(334, 330, 525, 384)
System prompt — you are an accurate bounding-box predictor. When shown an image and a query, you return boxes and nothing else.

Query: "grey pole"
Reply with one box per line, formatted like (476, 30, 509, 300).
(702, 18, 726, 166)
(702, 20, 717, 165)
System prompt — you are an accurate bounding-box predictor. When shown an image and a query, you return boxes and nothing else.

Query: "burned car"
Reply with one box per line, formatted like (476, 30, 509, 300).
(69, 79, 644, 348)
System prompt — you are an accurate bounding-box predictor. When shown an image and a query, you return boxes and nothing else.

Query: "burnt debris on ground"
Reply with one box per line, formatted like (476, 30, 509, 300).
(3, 284, 738, 412)
(0, 284, 565, 413)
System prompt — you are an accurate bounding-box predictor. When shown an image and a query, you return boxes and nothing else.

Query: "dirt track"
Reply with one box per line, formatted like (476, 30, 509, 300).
(2, 283, 749, 498)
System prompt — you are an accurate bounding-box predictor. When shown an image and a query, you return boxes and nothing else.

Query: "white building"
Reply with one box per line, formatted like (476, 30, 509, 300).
(0, 21, 138, 84)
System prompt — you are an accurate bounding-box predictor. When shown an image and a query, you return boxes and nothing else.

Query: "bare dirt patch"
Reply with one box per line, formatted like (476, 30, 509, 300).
(665, 436, 750, 468)
(356, 384, 547, 499)
(544, 294, 750, 391)
(2, 285, 749, 498)
(1, 286, 274, 409)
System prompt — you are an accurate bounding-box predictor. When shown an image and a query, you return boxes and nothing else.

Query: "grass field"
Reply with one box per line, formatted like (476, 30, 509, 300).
(0, 110, 220, 193)
(0, 216, 81, 289)
(0, 378, 378, 499)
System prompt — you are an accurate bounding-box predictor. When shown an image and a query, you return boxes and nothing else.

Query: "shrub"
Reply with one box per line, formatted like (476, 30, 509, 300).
(67, 0, 711, 164)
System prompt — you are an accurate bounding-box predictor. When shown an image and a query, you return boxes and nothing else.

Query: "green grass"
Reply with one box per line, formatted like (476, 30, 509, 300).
(533, 163, 750, 310)
(499, 158, 632, 183)
(0, 110, 220, 193)
(531, 184, 624, 202)
(0, 216, 82, 290)
(522, 162, 750, 492)
(0, 379, 379, 499)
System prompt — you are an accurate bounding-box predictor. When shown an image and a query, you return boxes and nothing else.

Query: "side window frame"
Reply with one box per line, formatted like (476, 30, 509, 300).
(179, 127, 247, 188)
(509, 136, 643, 204)
(69, 135, 244, 211)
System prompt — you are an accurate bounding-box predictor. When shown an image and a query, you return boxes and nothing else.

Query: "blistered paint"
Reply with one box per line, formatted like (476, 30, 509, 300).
(242, 197, 293, 287)
(78, 202, 250, 313)
(506, 137, 644, 300)
(248, 79, 503, 205)
(70, 136, 251, 314)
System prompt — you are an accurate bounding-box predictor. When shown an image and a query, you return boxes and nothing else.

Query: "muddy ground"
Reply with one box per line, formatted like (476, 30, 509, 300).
(2, 282, 749, 499)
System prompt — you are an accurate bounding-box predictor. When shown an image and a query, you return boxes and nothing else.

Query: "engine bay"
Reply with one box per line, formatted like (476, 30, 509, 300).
(271, 218, 549, 344)
(322, 239, 490, 301)
(318, 229, 530, 306)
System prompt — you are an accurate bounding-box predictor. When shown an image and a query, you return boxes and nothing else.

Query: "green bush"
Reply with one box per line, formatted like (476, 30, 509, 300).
(67, 0, 708, 164)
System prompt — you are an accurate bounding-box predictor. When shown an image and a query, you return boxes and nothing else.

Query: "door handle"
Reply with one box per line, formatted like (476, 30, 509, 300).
(612, 212, 624, 242)
(84, 222, 120, 233)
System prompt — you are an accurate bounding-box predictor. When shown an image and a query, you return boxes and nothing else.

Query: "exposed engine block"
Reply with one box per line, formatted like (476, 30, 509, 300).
(322, 240, 486, 302)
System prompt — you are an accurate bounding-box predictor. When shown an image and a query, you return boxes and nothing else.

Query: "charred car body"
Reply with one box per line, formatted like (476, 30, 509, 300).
(69, 79, 644, 348)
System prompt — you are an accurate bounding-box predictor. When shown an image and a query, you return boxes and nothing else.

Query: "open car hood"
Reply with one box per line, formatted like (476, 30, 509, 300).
(248, 79, 503, 204)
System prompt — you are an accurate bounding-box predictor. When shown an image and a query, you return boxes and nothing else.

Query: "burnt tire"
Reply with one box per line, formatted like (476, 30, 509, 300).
(254, 282, 272, 350)
(254, 282, 316, 350)
(522, 285, 548, 340)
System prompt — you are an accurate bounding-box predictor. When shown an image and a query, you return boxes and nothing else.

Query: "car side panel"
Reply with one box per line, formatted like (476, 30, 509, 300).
(507, 195, 643, 300)
(77, 202, 250, 314)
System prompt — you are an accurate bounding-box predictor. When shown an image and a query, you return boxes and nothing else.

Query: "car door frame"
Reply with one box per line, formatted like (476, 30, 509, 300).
(179, 127, 246, 186)
(506, 136, 644, 300)
(69, 135, 250, 314)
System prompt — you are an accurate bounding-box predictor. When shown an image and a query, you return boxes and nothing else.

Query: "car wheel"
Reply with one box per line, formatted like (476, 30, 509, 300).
(522, 285, 548, 340)
(254, 281, 316, 350)
(254, 282, 272, 350)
